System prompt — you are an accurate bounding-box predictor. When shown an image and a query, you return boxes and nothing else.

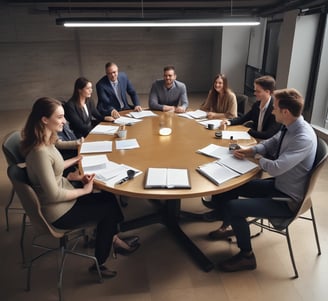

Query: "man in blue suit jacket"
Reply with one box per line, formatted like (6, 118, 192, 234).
(96, 62, 142, 118)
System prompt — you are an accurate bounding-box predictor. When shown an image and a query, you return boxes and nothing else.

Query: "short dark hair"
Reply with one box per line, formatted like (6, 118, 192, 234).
(273, 88, 304, 117)
(254, 75, 276, 93)
(163, 65, 175, 73)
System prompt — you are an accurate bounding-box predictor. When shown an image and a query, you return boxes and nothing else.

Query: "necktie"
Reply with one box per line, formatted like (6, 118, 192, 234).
(112, 81, 124, 109)
(275, 126, 287, 159)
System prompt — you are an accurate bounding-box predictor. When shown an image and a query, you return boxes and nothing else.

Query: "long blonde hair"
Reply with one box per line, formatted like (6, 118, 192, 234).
(21, 97, 61, 156)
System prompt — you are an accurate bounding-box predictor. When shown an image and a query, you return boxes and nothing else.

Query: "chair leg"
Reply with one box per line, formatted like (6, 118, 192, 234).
(310, 207, 321, 255)
(20, 213, 27, 265)
(5, 187, 15, 231)
(286, 228, 298, 279)
(58, 244, 67, 301)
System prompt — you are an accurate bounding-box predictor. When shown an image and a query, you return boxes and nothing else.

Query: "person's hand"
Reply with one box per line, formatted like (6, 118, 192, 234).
(175, 106, 186, 113)
(163, 105, 175, 112)
(67, 170, 82, 182)
(83, 174, 96, 194)
(82, 173, 95, 184)
(233, 147, 254, 159)
(134, 106, 142, 112)
(104, 116, 115, 122)
(77, 137, 84, 145)
(222, 119, 230, 126)
(111, 109, 120, 119)
(207, 112, 217, 119)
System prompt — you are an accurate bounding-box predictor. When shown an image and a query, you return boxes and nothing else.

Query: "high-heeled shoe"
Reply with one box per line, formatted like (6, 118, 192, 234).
(121, 235, 140, 247)
(112, 237, 140, 258)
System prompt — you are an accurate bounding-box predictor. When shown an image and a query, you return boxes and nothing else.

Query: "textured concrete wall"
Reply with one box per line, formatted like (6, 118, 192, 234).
(0, 4, 251, 111)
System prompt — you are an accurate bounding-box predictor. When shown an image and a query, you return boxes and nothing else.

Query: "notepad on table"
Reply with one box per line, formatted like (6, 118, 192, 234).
(197, 144, 230, 159)
(145, 168, 191, 189)
(197, 156, 258, 185)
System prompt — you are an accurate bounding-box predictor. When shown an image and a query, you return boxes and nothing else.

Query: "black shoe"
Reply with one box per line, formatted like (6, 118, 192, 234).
(122, 235, 139, 247)
(218, 252, 257, 272)
(202, 210, 222, 222)
(89, 264, 117, 278)
(208, 227, 234, 240)
(201, 197, 218, 209)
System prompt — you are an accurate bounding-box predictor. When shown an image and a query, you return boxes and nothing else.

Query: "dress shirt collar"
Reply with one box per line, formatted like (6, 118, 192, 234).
(285, 115, 304, 133)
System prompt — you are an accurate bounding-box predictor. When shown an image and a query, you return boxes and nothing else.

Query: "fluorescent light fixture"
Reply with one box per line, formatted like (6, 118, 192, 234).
(56, 18, 261, 28)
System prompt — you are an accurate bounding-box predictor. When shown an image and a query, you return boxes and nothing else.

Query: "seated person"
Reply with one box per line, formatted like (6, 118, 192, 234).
(56, 123, 83, 160)
(204, 89, 317, 272)
(55, 123, 84, 177)
(21, 97, 140, 278)
(222, 75, 281, 140)
(65, 77, 114, 138)
(149, 65, 188, 113)
(200, 73, 237, 119)
(96, 62, 142, 118)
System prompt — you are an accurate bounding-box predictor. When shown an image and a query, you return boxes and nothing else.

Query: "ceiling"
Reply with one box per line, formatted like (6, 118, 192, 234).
(5, 1, 328, 19)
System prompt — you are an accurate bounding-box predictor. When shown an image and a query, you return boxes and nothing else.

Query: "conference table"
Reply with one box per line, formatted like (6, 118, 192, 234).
(82, 111, 260, 272)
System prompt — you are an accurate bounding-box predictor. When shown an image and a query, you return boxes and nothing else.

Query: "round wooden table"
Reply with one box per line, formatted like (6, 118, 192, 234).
(83, 111, 259, 272)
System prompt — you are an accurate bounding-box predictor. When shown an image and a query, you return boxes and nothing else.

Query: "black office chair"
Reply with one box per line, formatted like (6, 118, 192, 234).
(236, 94, 248, 117)
(249, 137, 328, 278)
(2, 130, 25, 231)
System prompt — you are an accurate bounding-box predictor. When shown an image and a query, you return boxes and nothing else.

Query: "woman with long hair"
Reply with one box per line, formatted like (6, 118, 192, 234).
(21, 97, 137, 278)
(200, 73, 237, 119)
(65, 77, 114, 138)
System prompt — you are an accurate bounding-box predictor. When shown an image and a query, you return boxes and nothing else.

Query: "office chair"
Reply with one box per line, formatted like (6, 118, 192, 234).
(7, 164, 103, 301)
(249, 137, 328, 278)
(236, 94, 248, 117)
(2, 130, 25, 231)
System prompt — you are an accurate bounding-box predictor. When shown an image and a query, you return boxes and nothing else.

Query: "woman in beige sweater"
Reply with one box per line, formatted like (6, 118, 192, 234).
(200, 73, 237, 119)
(21, 97, 132, 278)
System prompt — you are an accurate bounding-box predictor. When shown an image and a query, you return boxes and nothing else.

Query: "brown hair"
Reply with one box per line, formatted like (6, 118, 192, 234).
(254, 75, 276, 93)
(201, 73, 232, 112)
(21, 97, 61, 156)
(273, 88, 304, 117)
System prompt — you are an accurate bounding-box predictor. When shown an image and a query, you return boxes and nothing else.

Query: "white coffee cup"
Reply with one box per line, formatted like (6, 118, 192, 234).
(117, 130, 127, 139)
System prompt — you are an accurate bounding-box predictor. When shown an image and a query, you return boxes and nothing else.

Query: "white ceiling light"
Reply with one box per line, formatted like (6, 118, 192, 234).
(56, 18, 261, 28)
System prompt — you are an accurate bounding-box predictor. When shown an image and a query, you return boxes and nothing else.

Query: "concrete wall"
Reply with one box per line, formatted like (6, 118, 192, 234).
(0, 3, 257, 111)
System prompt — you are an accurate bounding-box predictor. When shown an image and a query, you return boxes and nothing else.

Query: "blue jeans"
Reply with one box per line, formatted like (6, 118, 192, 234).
(212, 178, 294, 252)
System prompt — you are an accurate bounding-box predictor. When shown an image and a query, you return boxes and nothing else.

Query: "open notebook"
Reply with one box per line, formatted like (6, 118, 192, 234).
(145, 168, 191, 189)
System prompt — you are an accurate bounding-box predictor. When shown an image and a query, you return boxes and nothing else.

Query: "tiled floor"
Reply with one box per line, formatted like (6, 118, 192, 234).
(1, 96, 328, 301)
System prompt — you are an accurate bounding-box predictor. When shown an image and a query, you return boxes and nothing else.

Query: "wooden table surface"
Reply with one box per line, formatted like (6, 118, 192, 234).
(84, 111, 260, 199)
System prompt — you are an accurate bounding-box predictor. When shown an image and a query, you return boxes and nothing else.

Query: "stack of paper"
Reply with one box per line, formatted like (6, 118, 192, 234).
(128, 111, 157, 118)
(197, 144, 230, 159)
(114, 116, 142, 125)
(198, 119, 222, 129)
(115, 138, 140, 150)
(80, 141, 112, 153)
(90, 124, 119, 135)
(222, 131, 251, 140)
(197, 156, 258, 185)
(186, 109, 207, 119)
(81, 154, 141, 187)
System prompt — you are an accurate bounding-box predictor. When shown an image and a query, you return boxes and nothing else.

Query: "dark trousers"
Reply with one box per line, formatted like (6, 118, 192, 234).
(52, 191, 123, 265)
(212, 178, 294, 252)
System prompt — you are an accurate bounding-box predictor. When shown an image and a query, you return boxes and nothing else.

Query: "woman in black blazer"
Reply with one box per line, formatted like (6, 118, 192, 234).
(65, 77, 114, 138)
